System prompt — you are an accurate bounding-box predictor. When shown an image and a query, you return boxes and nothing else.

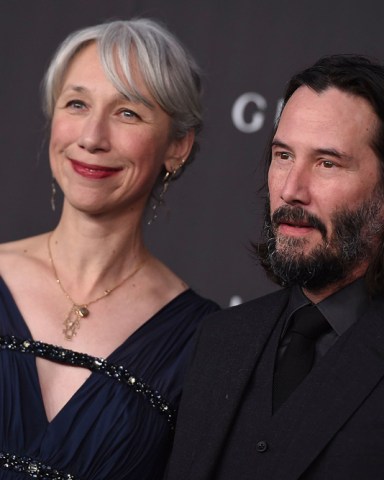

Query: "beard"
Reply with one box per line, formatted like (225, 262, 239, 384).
(261, 193, 384, 292)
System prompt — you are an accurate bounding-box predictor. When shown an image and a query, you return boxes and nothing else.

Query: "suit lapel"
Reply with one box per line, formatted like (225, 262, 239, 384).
(187, 289, 289, 479)
(265, 297, 384, 479)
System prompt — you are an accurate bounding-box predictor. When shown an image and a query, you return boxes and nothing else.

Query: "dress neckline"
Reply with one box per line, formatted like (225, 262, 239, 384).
(0, 276, 194, 426)
(0, 275, 193, 362)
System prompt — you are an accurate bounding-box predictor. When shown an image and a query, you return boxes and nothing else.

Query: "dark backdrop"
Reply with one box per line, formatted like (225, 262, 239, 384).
(1, 0, 383, 307)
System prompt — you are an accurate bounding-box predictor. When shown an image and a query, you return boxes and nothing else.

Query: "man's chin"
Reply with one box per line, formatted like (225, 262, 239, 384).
(275, 240, 313, 258)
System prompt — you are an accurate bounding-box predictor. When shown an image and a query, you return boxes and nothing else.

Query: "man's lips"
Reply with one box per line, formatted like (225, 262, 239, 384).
(70, 159, 123, 179)
(271, 205, 328, 239)
(277, 221, 317, 236)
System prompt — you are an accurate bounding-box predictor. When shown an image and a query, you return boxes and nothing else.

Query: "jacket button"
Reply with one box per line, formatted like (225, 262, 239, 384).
(256, 440, 268, 453)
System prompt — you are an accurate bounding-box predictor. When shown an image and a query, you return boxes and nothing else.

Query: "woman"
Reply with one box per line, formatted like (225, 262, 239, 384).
(0, 18, 219, 480)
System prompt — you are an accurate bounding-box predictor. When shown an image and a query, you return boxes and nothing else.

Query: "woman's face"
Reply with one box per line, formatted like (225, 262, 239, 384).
(50, 42, 186, 217)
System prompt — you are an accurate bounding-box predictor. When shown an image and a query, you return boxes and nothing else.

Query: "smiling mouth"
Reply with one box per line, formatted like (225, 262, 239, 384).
(70, 159, 123, 179)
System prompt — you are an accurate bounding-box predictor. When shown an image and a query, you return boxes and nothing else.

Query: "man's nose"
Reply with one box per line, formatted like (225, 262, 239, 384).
(280, 163, 311, 206)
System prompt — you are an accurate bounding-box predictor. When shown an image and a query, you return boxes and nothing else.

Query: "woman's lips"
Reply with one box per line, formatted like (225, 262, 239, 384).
(70, 159, 123, 179)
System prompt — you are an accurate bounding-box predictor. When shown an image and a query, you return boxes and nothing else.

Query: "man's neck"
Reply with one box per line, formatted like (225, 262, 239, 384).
(302, 268, 367, 304)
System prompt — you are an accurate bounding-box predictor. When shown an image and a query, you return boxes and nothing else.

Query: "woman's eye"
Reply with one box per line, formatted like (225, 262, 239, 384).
(66, 100, 86, 110)
(120, 109, 139, 120)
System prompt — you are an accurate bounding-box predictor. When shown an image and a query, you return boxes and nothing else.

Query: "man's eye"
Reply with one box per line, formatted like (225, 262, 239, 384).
(322, 160, 335, 168)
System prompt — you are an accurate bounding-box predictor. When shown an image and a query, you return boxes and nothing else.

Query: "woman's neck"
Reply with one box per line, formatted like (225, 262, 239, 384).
(48, 206, 149, 298)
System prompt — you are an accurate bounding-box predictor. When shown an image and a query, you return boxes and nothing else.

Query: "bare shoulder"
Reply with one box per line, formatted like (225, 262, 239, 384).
(0, 233, 50, 281)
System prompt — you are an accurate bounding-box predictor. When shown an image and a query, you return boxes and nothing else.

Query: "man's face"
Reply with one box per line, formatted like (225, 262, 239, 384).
(267, 86, 384, 294)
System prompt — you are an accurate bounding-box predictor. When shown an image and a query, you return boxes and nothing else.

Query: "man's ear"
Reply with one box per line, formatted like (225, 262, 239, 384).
(164, 129, 195, 173)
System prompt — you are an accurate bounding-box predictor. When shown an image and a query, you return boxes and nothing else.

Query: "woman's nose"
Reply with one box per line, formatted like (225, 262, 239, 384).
(77, 113, 111, 153)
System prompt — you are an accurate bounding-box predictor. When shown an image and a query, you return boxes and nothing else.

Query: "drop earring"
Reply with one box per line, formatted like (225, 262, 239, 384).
(147, 161, 186, 225)
(147, 171, 172, 225)
(51, 178, 57, 212)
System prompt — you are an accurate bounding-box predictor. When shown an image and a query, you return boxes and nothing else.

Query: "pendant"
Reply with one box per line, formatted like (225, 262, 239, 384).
(63, 304, 89, 340)
(77, 305, 90, 318)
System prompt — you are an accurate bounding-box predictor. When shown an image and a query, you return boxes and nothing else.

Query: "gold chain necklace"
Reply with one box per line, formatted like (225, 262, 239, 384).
(48, 233, 147, 340)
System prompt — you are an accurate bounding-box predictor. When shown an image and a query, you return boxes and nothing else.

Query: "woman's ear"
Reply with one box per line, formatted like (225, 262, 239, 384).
(164, 129, 195, 173)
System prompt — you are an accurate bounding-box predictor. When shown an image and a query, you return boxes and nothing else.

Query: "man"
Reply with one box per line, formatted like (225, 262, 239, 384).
(166, 55, 384, 480)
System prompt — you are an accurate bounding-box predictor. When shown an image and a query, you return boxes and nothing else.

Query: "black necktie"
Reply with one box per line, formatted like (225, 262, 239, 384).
(273, 305, 331, 411)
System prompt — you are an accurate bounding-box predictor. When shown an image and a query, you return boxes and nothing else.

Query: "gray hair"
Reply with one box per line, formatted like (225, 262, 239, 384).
(42, 18, 202, 164)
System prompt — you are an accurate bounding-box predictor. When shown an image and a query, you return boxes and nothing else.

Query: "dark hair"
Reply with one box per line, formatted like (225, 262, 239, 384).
(280, 54, 384, 181)
(258, 54, 384, 295)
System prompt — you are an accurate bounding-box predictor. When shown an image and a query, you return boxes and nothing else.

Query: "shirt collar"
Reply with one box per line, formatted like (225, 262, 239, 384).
(286, 277, 370, 336)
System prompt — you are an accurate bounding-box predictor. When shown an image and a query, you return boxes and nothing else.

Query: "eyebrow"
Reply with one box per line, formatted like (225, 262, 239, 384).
(62, 84, 129, 102)
(271, 138, 352, 161)
(61, 84, 155, 110)
(61, 85, 87, 94)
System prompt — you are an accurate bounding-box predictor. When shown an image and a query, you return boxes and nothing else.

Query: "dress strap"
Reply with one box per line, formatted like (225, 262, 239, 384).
(0, 452, 78, 479)
(0, 335, 176, 428)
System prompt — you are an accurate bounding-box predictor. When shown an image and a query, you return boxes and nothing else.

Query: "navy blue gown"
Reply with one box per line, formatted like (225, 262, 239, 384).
(0, 277, 219, 479)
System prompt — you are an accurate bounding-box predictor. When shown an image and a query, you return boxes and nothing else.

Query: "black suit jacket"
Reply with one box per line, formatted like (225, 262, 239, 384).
(166, 288, 384, 479)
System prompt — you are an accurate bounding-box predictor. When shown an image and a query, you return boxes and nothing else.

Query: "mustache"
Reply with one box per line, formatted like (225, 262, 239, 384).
(272, 206, 327, 239)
